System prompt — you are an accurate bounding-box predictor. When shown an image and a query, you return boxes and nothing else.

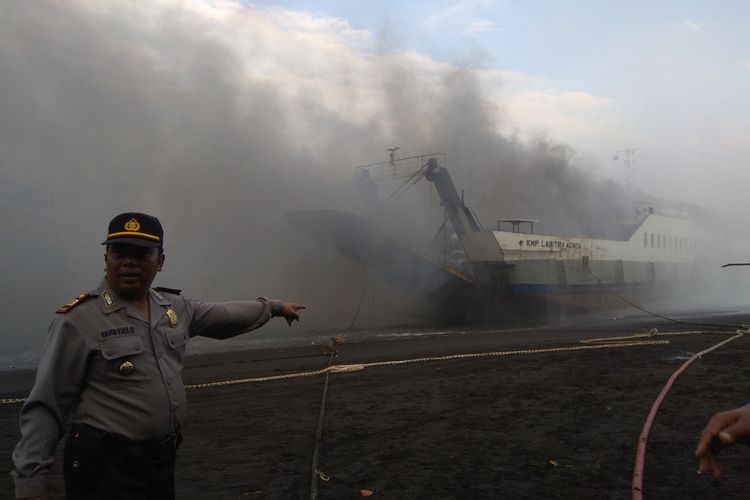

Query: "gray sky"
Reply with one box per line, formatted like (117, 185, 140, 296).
(2, 1, 748, 355)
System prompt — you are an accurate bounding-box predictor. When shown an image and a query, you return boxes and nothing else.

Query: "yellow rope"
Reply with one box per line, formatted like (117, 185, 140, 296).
(183, 339, 670, 391)
(2, 328, 734, 404)
(0, 398, 25, 405)
(579, 328, 709, 344)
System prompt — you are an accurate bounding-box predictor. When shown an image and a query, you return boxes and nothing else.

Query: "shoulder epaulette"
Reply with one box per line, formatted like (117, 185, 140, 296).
(56, 293, 94, 314)
(154, 286, 182, 295)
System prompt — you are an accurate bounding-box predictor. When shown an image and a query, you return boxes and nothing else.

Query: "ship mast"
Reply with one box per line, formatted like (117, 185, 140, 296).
(612, 147, 639, 187)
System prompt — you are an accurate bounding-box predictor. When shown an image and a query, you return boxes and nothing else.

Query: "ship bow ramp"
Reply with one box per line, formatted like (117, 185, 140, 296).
(284, 209, 476, 298)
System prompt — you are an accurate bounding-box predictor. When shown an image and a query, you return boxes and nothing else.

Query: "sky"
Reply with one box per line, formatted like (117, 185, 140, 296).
(1, 0, 749, 357)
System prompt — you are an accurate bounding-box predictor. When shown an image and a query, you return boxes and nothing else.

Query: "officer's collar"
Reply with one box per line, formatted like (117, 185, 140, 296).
(92, 279, 122, 314)
(150, 288, 173, 307)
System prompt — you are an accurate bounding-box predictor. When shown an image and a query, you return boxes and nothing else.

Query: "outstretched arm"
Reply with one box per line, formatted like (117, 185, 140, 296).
(275, 303, 306, 325)
(186, 297, 306, 339)
(695, 404, 750, 479)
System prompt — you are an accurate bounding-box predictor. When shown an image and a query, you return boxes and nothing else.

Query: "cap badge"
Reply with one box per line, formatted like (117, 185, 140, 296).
(124, 218, 141, 232)
(119, 360, 135, 376)
(166, 309, 178, 328)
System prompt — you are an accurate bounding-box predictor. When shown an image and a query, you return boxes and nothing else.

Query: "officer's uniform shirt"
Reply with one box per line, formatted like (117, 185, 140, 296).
(11, 280, 281, 499)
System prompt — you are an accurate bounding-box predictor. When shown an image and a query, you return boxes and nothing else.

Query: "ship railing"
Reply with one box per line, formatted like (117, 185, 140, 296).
(355, 153, 447, 181)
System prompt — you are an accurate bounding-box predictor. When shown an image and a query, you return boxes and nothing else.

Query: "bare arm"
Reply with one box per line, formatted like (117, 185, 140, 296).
(695, 404, 750, 479)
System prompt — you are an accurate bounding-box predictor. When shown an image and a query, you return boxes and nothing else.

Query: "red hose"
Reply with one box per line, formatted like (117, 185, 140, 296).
(631, 354, 699, 499)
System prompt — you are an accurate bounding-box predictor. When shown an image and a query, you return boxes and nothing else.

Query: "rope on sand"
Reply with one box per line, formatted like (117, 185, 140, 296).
(631, 329, 747, 500)
(0, 330, 720, 405)
(581, 328, 717, 344)
(0, 398, 25, 405)
(182, 339, 670, 392)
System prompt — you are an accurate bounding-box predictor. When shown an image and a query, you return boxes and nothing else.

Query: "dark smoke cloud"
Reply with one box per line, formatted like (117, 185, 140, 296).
(369, 58, 640, 238)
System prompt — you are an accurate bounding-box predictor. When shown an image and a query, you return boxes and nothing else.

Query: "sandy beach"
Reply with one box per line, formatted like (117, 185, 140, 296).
(2, 312, 750, 499)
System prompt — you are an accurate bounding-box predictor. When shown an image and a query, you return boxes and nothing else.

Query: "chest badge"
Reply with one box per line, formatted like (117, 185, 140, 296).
(166, 308, 178, 328)
(119, 360, 135, 376)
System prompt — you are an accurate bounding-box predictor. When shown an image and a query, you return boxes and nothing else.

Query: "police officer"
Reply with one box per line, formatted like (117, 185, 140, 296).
(11, 212, 306, 500)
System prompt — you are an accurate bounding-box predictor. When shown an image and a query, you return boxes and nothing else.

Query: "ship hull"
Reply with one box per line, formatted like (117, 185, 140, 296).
(470, 257, 700, 318)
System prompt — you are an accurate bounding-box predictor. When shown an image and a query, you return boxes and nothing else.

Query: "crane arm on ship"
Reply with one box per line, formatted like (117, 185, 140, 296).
(423, 157, 482, 235)
(352, 153, 493, 283)
(353, 154, 482, 235)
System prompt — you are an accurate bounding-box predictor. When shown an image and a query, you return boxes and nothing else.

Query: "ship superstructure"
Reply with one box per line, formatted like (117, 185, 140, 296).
(286, 154, 710, 319)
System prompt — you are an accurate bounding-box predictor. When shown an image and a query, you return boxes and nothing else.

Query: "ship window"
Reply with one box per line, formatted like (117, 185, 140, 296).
(668, 235, 672, 249)
(657, 234, 661, 249)
(644, 232, 648, 248)
(650, 233, 654, 248)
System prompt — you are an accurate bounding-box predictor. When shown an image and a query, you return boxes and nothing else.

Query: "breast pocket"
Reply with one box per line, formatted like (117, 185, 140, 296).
(163, 328, 189, 366)
(164, 329, 189, 350)
(99, 336, 150, 388)
(100, 336, 144, 360)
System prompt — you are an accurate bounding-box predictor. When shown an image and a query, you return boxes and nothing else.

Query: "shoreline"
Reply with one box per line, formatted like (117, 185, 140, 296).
(3, 308, 747, 398)
(2, 311, 750, 497)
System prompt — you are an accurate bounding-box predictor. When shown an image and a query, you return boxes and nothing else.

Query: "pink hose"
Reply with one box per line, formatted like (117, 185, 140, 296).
(631, 354, 699, 499)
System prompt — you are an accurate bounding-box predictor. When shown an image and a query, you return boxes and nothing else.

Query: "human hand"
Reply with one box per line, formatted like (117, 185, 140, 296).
(695, 404, 750, 479)
(279, 303, 306, 325)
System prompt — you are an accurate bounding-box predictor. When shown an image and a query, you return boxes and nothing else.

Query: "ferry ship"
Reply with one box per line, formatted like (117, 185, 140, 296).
(286, 154, 710, 320)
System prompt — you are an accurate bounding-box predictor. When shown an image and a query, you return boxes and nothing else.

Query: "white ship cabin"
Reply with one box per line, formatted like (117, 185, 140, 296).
(490, 208, 707, 264)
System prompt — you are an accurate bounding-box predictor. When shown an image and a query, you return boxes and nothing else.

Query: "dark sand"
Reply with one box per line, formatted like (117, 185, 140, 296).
(2, 312, 750, 499)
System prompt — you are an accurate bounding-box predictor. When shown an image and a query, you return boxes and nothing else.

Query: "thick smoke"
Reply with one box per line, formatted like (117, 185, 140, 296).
(1, 1, 739, 357)
(355, 60, 642, 241)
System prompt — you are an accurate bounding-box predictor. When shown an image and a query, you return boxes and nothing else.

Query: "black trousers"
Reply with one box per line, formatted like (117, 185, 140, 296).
(64, 423, 181, 500)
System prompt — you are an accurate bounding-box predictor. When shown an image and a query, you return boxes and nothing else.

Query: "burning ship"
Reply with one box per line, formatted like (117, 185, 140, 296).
(286, 154, 710, 321)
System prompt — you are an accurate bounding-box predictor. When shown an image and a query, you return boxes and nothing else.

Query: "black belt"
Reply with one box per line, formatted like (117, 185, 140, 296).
(71, 424, 181, 459)
(104, 432, 182, 459)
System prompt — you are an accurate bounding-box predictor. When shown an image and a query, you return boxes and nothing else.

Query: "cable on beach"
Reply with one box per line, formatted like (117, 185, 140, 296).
(631, 328, 747, 500)
(584, 267, 745, 330)
(310, 348, 336, 500)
